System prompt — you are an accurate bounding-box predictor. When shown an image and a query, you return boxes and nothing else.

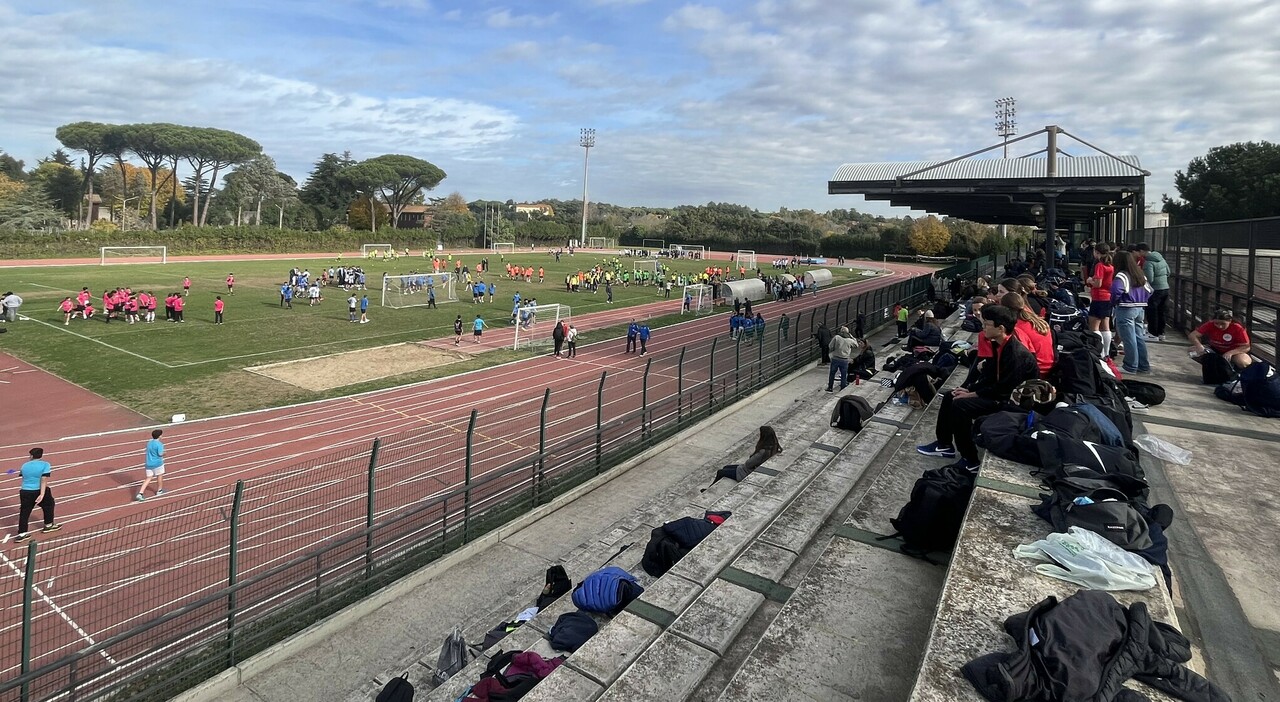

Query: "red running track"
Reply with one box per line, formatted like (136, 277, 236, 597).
(0, 262, 932, 695)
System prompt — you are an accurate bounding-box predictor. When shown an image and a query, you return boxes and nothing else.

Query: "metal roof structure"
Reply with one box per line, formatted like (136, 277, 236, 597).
(828, 126, 1149, 231)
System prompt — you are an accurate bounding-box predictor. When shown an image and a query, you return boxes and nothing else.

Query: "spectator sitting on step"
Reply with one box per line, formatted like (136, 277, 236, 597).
(915, 304, 1040, 471)
(904, 310, 942, 349)
(849, 337, 876, 382)
(1189, 309, 1253, 371)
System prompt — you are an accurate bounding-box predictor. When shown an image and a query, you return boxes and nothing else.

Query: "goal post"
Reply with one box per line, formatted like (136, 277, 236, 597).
(641, 238, 665, 251)
(512, 303, 570, 350)
(381, 272, 457, 308)
(362, 244, 393, 258)
(681, 284, 714, 315)
(735, 250, 757, 270)
(100, 246, 167, 265)
(492, 242, 516, 254)
(587, 236, 611, 249)
(632, 259, 660, 278)
(669, 244, 706, 259)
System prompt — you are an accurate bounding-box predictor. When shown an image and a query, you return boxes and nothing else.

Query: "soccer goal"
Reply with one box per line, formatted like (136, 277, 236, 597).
(492, 242, 516, 254)
(633, 259, 660, 278)
(641, 238, 665, 251)
(100, 246, 167, 265)
(670, 244, 707, 259)
(512, 303, 570, 350)
(682, 284, 714, 315)
(362, 244, 393, 258)
(735, 250, 757, 270)
(382, 272, 457, 308)
(587, 236, 612, 249)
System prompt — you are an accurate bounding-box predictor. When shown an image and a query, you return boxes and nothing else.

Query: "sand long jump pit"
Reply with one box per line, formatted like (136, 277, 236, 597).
(246, 342, 469, 391)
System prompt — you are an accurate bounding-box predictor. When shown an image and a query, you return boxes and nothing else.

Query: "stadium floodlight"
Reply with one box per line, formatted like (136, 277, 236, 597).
(512, 303, 570, 350)
(100, 246, 167, 265)
(579, 128, 595, 248)
(381, 272, 457, 308)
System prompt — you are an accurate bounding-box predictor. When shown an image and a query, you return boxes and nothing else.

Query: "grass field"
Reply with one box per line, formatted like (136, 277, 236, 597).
(0, 251, 872, 420)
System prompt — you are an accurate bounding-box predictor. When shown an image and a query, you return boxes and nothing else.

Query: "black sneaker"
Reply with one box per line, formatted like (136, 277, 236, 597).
(42, 524, 62, 533)
(14, 533, 30, 543)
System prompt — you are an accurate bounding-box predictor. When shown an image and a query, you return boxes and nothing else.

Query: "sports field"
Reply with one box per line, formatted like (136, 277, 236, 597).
(0, 251, 864, 419)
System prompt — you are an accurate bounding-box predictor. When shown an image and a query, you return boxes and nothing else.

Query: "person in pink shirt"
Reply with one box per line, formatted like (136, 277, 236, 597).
(214, 296, 225, 325)
(171, 293, 185, 322)
(226, 274, 235, 294)
(102, 290, 114, 323)
(146, 291, 158, 323)
(77, 288, 90, 308)
(183, 277, 191, 296)
(58, 297, 73, 325)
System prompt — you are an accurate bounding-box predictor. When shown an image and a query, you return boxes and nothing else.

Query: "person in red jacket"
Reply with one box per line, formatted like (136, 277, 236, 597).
(1002, 292, 1054, 377)
(1085, 243, 1116, 356)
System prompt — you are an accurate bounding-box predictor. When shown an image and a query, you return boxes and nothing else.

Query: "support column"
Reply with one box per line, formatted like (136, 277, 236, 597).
(1044, 195, 1058, 271)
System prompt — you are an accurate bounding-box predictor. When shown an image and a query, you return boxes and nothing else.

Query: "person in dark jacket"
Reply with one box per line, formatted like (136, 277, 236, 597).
(849, 337, 876, 381)
(963, 590, 1229, 702)
(814, 322, 832, 365)
(551, 320, 566, 357)
(916, 304, 1038, 470)
(904, 311, 943, 348)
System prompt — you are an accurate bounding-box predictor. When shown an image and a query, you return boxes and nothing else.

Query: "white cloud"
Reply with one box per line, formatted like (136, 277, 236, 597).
(485, 8, 559, 30)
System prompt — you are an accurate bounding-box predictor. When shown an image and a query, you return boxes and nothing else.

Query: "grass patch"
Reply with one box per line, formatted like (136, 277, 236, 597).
(0, 254, 876, 418)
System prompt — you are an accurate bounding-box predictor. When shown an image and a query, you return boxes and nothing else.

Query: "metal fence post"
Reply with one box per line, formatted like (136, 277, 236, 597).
(364, 438, 380, 587)
(20, 540, 36, 702)
(641, 359, 652, 439)
(708, 337, 718, 407)
(734, 334, 742, 398)
(227, 480, 244, 668)
(464, 410, 477, 541)
(537, 389, 550, 505)
(757, 324, 765, 387)
(595, 371, 607, 474)
(677, 346, 686, 422)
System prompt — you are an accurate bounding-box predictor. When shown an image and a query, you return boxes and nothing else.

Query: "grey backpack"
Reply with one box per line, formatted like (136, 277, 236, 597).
(430, 627, 470, 687)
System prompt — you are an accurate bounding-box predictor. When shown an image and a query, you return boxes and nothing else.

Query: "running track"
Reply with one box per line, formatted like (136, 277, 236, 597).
(0, 260, 933, 697)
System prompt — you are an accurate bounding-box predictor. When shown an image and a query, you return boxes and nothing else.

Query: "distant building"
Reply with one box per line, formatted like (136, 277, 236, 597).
(515, 202, 555, 218)
(397, 204, 436, 229)
(1144, 209, 1170, 229)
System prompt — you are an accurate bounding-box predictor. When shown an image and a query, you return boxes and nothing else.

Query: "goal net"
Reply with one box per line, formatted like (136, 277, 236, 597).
(100, 246, 167, 265)
(682, 284, 714, 315)
(362, 244, 393, 258)
(633, 259, 660, 282)
(492, 242, 516, 254)
(381, 272, 457, 308)
(669, 244, 706, 259)
(512, 303, 570, 350)
(735, 250, 757, 271)
(587, 237, 611, 249)
(641, 238, 665, 251)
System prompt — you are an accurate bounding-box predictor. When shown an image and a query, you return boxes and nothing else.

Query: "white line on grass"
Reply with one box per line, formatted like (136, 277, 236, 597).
(18, 316, 176, 368)
(0, 550, 118, 665)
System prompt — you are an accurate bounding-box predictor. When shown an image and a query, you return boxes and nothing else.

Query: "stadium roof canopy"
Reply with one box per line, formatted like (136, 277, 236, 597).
(828, 126, 1149, 232)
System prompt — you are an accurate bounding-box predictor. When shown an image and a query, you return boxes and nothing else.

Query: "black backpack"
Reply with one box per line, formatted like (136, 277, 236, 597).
(1122, 379, 1166, 407)
(885, 465, 977, 557)
(830, 395, 874, 431)
(1033, 431, 1145, 482)
(535, 565, 572, 610)
(1047, 300, 1085, 334)
(1048, 330, 1104, 397)
(1031, 476, 1156, 551)
(1199, 352, 1235, 385)
(1239, 361, 1280, 417)
(376, 675, 414, 702)
(479, 650, 541, 702)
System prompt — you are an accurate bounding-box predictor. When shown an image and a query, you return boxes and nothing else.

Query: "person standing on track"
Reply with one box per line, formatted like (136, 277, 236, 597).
(472, 314, 487, 343)
(454, 314, 464, 345)
(626, 319, 639, 353)
(14, 448, 60, 543)
(136, 430, 168, 501)
(638, 323, 651, 356)
(567, 324, 578, 358)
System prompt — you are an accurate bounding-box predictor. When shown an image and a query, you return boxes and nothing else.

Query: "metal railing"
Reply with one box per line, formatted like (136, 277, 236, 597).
(1144, 216, 1280, 363)
(0, 273, 938, 702)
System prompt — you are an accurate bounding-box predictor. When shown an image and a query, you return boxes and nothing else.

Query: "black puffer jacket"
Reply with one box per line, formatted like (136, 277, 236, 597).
(962, 590, 1230, 702)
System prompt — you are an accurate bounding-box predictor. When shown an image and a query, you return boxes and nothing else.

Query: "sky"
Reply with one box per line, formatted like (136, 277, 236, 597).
(1, 0, 1277, 217)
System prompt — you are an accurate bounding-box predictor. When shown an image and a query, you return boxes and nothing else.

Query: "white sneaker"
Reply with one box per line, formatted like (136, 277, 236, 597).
(1126, 397, 1150, 414)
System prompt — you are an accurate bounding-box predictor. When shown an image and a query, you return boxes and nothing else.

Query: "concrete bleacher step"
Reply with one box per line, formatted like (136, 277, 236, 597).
(404, 360, 890, 701)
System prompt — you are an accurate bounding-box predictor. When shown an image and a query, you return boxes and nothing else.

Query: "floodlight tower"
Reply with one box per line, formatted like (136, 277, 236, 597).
(995, 98, 1017, 238)
(995, 97, 1017, 157)
(579, 128, 596, 247)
